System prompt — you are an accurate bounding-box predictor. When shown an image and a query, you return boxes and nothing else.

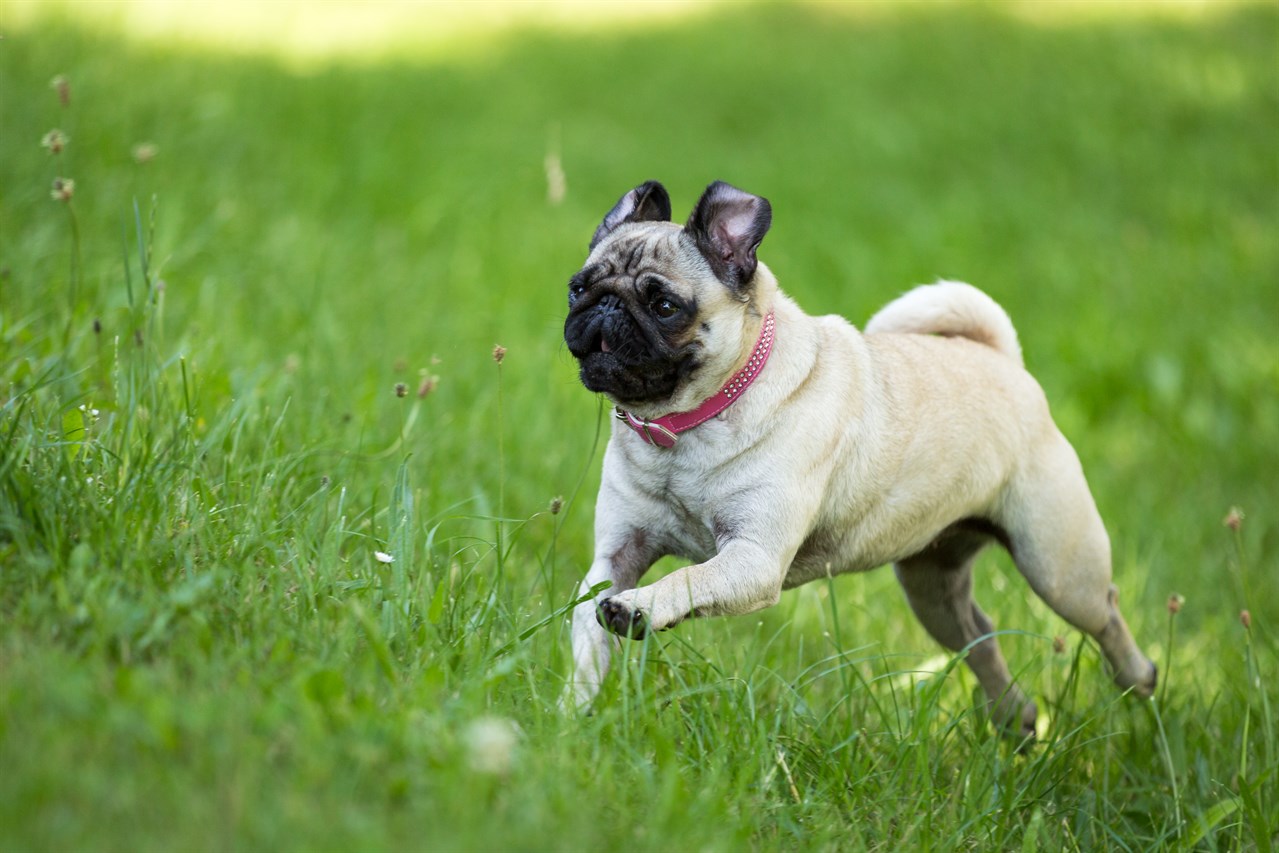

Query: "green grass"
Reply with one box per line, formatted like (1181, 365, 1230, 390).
(2, 3, 1277, 850)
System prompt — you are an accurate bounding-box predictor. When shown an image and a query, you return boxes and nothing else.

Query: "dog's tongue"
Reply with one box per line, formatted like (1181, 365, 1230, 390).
(600, 337, 612, 353)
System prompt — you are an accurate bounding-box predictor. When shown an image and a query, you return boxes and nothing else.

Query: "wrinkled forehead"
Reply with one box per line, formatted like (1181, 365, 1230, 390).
(582, 222, 710, 286)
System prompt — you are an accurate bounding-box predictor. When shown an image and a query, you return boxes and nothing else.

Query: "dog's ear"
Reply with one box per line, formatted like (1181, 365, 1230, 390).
(590, 181, 672, 251)
(685, 181, 772, 293)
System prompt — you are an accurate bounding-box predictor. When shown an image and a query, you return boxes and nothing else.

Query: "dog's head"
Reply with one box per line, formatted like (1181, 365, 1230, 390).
(564, 180, 773, 416)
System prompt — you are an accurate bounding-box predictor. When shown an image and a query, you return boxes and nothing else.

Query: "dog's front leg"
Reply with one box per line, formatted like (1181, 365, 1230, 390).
(597, 539, 786, 639)
(567, 529, 659, 710)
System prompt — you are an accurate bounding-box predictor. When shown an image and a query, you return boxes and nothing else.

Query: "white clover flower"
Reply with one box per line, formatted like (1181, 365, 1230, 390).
(464, 716, 518, 776)
(374, 551, 394, 564)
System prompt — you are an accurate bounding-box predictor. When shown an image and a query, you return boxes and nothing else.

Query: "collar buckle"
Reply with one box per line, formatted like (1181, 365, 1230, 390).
(615, 407, 678, 447)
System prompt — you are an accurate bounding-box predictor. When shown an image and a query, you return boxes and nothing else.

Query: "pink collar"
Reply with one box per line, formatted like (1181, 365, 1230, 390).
(615, 311, 776, 448)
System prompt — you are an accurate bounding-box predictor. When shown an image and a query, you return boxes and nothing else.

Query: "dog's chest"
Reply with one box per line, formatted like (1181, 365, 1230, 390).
(648, 470, 722, 560)
(621, 453, 730, 562)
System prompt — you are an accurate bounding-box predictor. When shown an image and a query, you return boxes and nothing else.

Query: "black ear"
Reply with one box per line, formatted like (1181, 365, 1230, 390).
(589, 181, 672, 251)
(685, 181, 772, 292)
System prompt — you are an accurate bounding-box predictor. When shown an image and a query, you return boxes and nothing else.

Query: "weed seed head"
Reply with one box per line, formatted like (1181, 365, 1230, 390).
(93, 318, 102, 335)
(492, 344, 506, 364)
(549, 496, 563, 515)
(41, 129, 68, 154)
(544, 150, 566, 206)
(1240, 610, 1251, 630)
(1052, 636, 1066, 655)
(51, 74, 70, 107)
(132, 142, 158, 164)
(1167, 594, 1184, 615)
(1222, 507, 1244, 531)
(51, 177, 75, 202)
(394, 382, 408, 398)
(417, 374, 438, 398)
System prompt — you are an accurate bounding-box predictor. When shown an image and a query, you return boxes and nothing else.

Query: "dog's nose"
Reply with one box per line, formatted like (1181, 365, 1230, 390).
(596, 294, 625, 314)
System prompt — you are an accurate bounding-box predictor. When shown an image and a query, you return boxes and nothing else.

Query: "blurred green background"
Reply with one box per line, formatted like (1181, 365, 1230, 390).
(2, 1, 1276, 849)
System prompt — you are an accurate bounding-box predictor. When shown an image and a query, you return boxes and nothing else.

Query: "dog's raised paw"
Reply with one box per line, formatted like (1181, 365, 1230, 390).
(1119, 659, 1158, 699)
(596, 597, 649, 639)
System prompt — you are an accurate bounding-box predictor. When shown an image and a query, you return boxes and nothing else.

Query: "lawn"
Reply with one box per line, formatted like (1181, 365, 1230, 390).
(1, 2, 1276, 850)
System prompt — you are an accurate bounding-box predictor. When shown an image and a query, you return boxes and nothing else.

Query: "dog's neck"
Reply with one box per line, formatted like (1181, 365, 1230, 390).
(613, 301, 776, 449)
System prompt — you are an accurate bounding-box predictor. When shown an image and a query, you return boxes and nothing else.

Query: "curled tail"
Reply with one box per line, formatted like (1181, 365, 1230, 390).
(864, 280, 1023, 366)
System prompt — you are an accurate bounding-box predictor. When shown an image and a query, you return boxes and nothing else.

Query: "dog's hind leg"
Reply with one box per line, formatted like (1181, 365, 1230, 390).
(1000, 434, 1157, 698)
(895, 526, 1038, 739)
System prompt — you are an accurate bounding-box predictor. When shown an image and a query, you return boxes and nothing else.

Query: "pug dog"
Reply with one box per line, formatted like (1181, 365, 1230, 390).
(563, 180, 1156, 736)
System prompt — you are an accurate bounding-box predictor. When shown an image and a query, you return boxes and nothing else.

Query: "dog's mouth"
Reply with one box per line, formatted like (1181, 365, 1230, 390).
(569, 328, 613, 361)
(570, 333, 678, 405)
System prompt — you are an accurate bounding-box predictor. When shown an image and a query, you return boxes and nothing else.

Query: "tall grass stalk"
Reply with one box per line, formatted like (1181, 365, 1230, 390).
(1227, 508, 1275, 850)
(60, 200, 80, 351)
(1159, 593, 1181, 707)
(494, 345, 507, 596)
(1148, 697, 1185, 832)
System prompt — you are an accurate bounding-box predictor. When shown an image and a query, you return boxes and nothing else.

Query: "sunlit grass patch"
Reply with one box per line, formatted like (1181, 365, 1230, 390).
(6, 0, 1261, 65)
(5, 0, 714, 63)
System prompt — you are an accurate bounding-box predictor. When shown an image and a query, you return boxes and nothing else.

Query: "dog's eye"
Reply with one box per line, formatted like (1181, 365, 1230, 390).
(652, 298, 680, 319)
(569, 283, 586, 305)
